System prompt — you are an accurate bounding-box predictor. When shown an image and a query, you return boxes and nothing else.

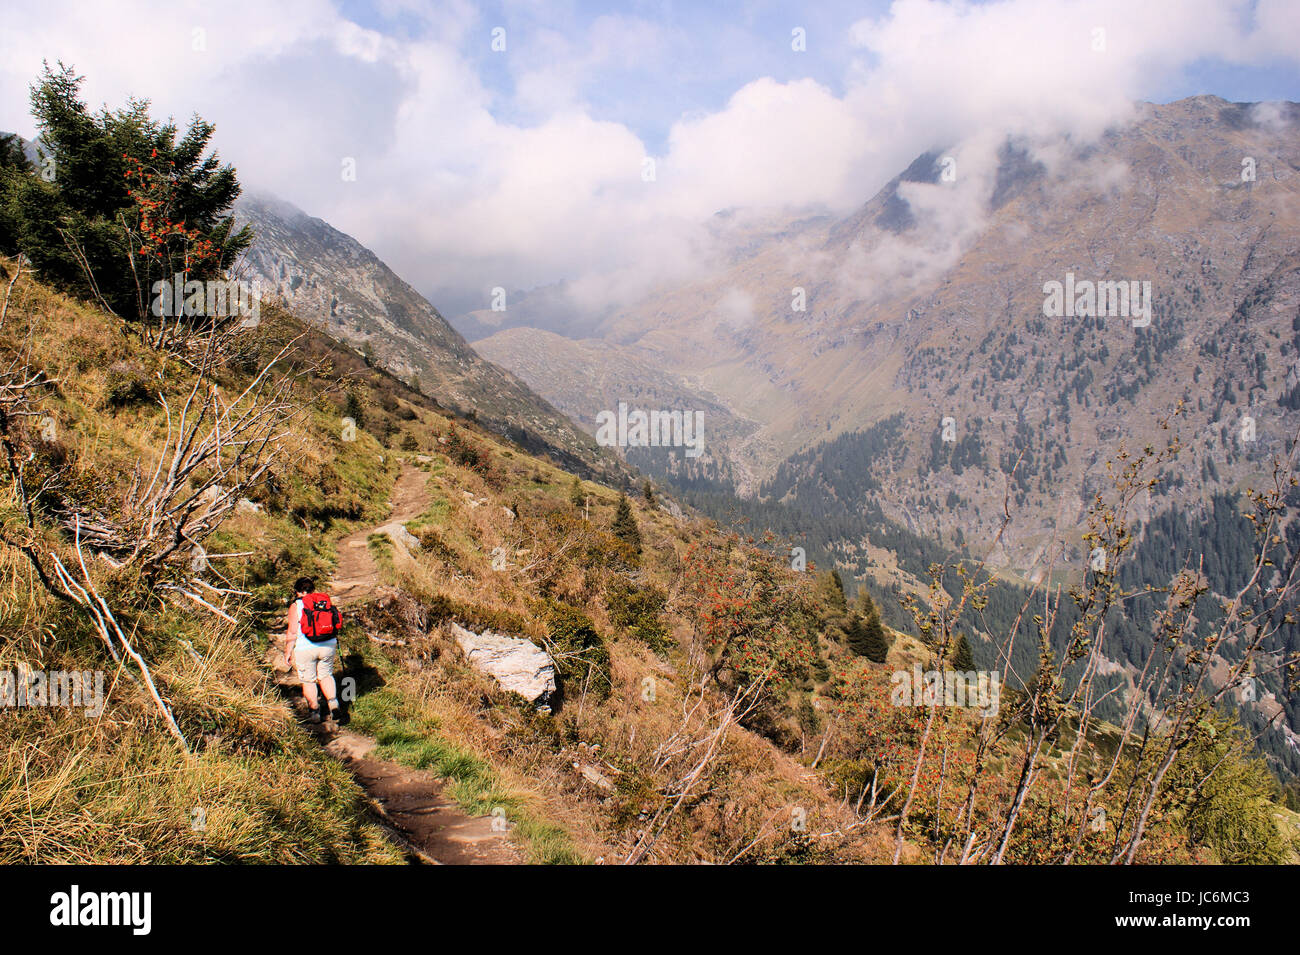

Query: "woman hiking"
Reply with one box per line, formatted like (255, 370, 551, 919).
(283, 576, 343, 724)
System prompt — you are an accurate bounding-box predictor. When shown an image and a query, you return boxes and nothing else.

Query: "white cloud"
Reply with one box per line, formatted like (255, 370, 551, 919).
(0, 0, 1295, 325)
(717, 287, 756, 330)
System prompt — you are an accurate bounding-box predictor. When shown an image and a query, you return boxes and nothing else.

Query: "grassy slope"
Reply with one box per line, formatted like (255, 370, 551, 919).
(0, 262, 871, 864)
(0, 269, 403, 863)
(320, 424, 878, 863)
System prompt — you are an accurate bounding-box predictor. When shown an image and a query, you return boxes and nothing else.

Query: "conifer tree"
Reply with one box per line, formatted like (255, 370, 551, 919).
(343, 391, 365, 429)
(1, 63, 251, 325)
(612, 493, 641, 555)
(844, 613, 867, 655)
(816, 569, 848, 616)
(853, 586, 878, 619)
(829, 569, 847, 612)
(843, 586, 889, 662)
(861, 611, 889, 664)
(952, 633, 975, 671)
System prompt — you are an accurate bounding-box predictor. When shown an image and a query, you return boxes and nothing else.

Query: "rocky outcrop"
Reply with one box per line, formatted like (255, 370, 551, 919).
(374, 521, 421, 554)
(448, 622, 556, 708)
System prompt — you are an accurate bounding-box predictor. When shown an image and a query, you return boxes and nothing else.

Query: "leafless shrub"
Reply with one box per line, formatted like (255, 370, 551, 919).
(0, 255, 322, 751)
(885, 411, 1300, 863)
(624, 671, 769, 864)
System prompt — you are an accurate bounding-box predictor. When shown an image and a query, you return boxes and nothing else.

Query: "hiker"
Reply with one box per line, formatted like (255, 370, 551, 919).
(284, 576, 342, 724)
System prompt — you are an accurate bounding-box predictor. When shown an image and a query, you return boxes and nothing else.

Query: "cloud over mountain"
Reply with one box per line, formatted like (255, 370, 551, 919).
(0, 0, 1296, 321)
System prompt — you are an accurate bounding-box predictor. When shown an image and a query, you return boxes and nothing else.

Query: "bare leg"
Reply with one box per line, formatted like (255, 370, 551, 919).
(302, 681, 319, 709)
(319, 674, 338, 708)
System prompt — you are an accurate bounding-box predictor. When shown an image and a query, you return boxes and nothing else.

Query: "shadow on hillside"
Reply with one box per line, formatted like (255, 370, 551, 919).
(339, 652, 386, 698)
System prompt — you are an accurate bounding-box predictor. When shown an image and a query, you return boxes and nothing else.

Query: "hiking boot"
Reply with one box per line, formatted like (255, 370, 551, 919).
(327, 703, 342, 725)
(308, 707, 322, 724)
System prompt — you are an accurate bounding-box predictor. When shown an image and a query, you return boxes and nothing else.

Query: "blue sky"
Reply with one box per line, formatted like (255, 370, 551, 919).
(1151, 57, 1300, 104)
(334, 1, 873, 124)
(329, 0, 1299, 154)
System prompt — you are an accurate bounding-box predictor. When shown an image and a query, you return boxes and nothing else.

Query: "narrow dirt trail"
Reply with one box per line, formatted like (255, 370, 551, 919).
(331, 463, 431, 607)
(272, 461, 520, 864)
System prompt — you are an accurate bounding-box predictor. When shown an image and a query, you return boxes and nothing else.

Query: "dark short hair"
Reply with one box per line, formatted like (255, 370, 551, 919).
(293, 576, 315, 594)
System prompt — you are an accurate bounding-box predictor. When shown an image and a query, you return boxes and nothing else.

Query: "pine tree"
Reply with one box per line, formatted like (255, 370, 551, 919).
(0, 133, 29, 172)
(861, 612, 889, 664)
(343, 391, 365, 429)
(829, 569, 847, 612)
(847, 582, 889, 665)
(642, 479, 656, 506)
(853, 586, 878, 620)
(817, 569, 848, 619)
(951, 633, 975, 671)
(2, 64, 251, 324)
(611, 494, 642, 555)
(844, 613, 867, 655)
(569, 475, 584, 508)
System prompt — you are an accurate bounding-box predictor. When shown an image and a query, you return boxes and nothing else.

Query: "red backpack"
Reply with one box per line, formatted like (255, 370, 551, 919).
(299, 592, 340, 642)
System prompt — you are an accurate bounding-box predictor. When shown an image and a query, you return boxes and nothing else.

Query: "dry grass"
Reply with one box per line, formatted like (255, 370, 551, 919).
(1, 265, 888, 865)
(0, 275, 408, 864)
(0, 575, 401, 864)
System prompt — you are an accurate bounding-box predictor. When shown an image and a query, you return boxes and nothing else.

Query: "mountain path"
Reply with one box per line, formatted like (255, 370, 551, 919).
(330, 463, 430, 606)
(269, 461, 520, 864)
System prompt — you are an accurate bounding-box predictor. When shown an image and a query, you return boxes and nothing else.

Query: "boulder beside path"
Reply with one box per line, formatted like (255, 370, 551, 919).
(448, 622, 557, 709)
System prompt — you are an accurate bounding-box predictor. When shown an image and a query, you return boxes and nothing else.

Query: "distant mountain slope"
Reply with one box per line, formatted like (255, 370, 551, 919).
(473, 325, 763, 487)
(232, 193, 622, 481)
(477, 97, 1300, 570)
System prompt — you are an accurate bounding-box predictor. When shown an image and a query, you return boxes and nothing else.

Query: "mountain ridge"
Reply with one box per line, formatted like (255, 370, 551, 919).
(473, 95, 1300, 570)
(231, 192, 625, 483)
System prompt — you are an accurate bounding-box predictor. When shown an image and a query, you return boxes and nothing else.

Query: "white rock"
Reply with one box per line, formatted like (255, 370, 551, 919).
(576, 763, 615, 792)
(375, 521, 420, 553)
(236, 497, 263, 514)
(448, 621, 556, 705)
(659, 500, 685, 520)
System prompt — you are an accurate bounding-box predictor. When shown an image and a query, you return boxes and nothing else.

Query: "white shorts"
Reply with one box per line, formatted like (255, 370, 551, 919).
(294, 639, 337, 683)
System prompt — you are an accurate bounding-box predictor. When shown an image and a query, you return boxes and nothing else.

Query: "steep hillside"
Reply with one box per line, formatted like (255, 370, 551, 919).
(232, 193, 621, 482)
(0, 260, 882, 863)
(473, 324, 763, 488)
(8, 256, 1291, 864)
